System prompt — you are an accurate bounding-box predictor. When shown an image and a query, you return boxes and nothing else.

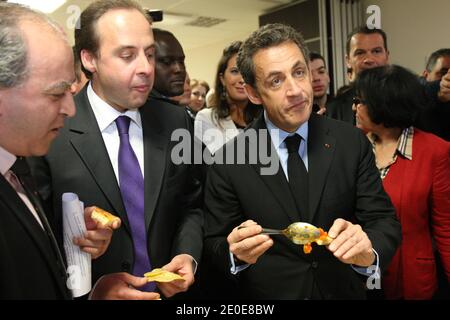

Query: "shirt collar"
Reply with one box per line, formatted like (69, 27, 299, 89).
(368, 126, 414, 161)
(0, 146, 17, 176)
(263, 110, 309, 148)
(87, 82, 142, 132)
(396, 126, 413, 160)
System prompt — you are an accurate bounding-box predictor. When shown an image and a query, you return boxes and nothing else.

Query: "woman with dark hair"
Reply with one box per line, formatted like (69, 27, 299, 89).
(353, 65, 450, 300)
(195, 41, 261, 154)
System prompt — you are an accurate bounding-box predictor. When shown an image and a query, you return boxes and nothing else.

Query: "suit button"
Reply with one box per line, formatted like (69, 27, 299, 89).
(311, 261, 319, 269)
(121, 261, 131, 272)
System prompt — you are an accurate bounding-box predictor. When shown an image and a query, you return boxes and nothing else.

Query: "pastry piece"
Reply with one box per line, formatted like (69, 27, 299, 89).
(144, 268, 185, 283)
(91, 206, 121, 228)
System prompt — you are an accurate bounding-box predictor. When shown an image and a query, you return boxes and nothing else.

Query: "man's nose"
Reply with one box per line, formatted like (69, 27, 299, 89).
(173, 61, 185, 73)
(286, 76, 303, 96)
(61, 91, 76, 118)
(137, 53, 153, 75)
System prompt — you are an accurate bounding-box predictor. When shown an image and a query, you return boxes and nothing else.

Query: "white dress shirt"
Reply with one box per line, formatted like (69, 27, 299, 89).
(87, 83, 144, 183)
(0, 146, 44, 229)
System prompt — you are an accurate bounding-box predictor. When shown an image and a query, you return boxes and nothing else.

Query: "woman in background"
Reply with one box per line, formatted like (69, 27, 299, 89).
(186, 79, 209, 119)
(195, 41, 260, 154)
(353, 65, 450, 299)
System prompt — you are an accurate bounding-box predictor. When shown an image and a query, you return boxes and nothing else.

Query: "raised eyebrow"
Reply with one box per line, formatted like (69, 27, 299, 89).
(114, 45, 136, 54)
(292, 60, 308, 70)
(44, 80, 75, 93)
(265, 70, 282, 81)
(265, 61, 307, 79)
(145, 44, 156, 52)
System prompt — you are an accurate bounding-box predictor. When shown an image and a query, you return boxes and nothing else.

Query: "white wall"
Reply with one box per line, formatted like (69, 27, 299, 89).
(361, 0, 450, 75)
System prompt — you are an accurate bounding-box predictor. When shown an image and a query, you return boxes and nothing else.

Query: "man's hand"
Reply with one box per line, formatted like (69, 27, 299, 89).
(73, 206, 121, 259)
(227, 220, 273, 265)
(327, 218, 375, 267)
(157, 254, 195, 298)
(438, 69, 450, 102)
(91, 272, 160, 300)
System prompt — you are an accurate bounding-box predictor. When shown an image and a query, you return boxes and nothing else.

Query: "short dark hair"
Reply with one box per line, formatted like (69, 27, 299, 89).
(75, 0, 151, 79)
(354, 65, 426, 129)
(346, 26, 388, 56)
(425, 48, 450, 72)
(237, 23, 309, 88)
(153, 28, 176, 40)
(309, 52, 325, 64)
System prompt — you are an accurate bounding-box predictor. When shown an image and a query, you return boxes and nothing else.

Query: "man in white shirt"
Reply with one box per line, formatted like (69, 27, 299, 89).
(30, 0, 203, 299)
(0, 2, 139, 300)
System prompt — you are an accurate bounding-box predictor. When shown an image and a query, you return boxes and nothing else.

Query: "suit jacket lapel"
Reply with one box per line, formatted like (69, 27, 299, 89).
(307, 114, 336, 222)
(140, 103, 168, 229)
(249, 115, 300, 223)
(68, 89, 128, 230)
(0, 176, 69, 298)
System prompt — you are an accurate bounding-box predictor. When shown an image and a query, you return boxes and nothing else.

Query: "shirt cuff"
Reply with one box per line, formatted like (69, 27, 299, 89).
(229, 251, 250, 275)
(351, 248, 380, 278)
(191, 255, 198, 275)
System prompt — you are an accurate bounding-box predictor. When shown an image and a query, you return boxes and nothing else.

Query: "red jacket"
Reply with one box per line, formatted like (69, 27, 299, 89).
(382, 129, 450, 299)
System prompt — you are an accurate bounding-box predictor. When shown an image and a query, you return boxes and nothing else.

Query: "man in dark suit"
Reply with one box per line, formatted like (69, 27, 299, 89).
(29, 0, 202, 299)
(327, 26, 390, 125)
(204, 23, 401, 299)
(150, 28, 187, 105)
(0, 2, 139, 300)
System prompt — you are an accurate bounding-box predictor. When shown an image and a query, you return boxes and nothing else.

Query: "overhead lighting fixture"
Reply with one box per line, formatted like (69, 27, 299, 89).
(159, 11, 192, 26)
(7, 0, 66, 13)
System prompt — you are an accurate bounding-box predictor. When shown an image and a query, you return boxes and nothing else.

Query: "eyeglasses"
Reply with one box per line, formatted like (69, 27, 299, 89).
(352, 97, 365, 105)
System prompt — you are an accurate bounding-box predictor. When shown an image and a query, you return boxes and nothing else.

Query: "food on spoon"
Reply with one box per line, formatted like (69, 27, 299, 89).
(281, 222, 333, 254)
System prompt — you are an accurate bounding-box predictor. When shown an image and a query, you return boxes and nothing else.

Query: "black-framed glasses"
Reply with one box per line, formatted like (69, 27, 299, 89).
(352, 96, 365, 105)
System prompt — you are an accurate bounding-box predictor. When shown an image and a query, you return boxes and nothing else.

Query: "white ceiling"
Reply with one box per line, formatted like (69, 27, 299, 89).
(49, 0, 297, 49)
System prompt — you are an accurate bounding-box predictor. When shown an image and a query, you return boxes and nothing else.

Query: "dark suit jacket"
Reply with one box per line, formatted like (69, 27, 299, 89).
(326, 86, 356, 125)
(204, 113, 401, 299)
(29, 87, 203, 284)
(415, 80, 450, 141)
(0, 175, 71, 300)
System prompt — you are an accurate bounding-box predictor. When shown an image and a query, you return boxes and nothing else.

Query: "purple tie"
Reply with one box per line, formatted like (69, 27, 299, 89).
(116, 116, 155, 292)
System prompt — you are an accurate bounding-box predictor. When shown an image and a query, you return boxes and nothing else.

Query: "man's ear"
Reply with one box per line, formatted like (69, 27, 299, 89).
(422, 70, 429, 79)
(345, 54, 351, 69)
(244, 84, 262, 105)
(80, 49, 97, 75)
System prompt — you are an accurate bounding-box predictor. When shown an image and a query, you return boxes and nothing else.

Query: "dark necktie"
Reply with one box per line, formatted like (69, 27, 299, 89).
(10, 157, 68, 282)
(116, 116, 155, 291)
(284, 134, 309, 221)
